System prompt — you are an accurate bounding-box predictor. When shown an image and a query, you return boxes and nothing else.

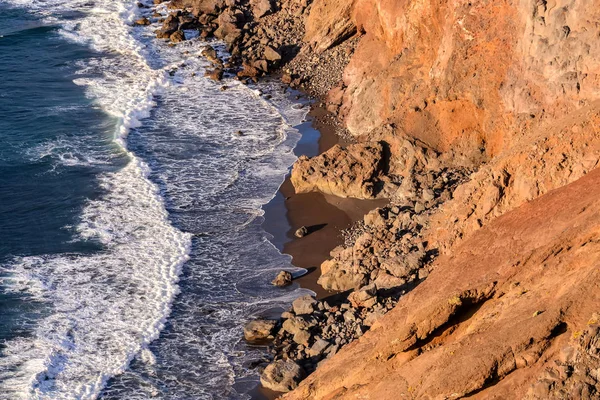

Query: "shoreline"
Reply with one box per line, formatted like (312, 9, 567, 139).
(263, 104, 387, 299)
(252, 103, 388, 399)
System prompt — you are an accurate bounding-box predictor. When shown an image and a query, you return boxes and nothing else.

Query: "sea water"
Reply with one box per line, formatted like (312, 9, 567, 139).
(0, 1, 310, 399)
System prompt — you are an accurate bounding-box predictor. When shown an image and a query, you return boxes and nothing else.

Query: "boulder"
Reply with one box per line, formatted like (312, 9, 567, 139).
(281, 73, 293, 84)
(252, 59, 269, 73)
(381, 250, 425, 279)
(169, 30, 186, 42)
(178, 14, 198, 30)
(272, 270, 293, 287)
(293, 330, 311, 346)
(282, 316, 311, 335)
(291, 142, 388, 199)
(161, 13, 180, 35)
(134, 17, 151, 26)
(243, 319, 277, 342)
(201, 46, 219, 63)
(318, 256, 367, 292)
(191, 0, 225, 15)
(214, 10, 241, 44)
(264, 46, 281, 62)
(251, 0, 273, 18)
(308, 337, 330, 357)
(292, 295, 317, 315)
(294, 226, 308, 238)
(347, 283, 378, 309)
(237, 62, 261, 78)
(204, 68, 223, 81)
(260, 359, 305, 392)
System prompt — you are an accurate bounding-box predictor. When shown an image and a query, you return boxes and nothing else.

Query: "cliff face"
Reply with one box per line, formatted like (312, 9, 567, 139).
(283, 168, 600, 399)
(281, 0, 600, 397)
(309, 0, 600, 161)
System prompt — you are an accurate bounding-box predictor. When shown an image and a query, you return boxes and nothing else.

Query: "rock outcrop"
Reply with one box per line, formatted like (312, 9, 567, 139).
(428, 103, 600, 253)
(282, 168, 600, 399)
(291, 142, 395, 199)
(307, 0, 600, 164)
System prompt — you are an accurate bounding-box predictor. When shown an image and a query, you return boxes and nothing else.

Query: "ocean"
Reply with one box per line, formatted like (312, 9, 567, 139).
(0, 1, 311, 399)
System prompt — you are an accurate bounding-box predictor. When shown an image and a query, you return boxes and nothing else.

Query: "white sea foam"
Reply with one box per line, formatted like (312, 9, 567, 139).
(1, 0, 313, 399)
(0, 1, 191, 399)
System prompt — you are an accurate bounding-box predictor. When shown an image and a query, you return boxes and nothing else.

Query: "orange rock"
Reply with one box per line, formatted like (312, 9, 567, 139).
(308, 0, 600, 163)
(283, 168, 600, 399)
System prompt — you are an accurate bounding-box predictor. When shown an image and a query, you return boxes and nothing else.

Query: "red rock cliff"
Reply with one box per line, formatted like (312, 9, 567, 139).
(308, 0, 600, 161)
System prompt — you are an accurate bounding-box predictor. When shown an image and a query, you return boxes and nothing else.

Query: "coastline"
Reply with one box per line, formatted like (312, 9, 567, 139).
(252, 103, 388, 399)
(263, 105, 388, 299)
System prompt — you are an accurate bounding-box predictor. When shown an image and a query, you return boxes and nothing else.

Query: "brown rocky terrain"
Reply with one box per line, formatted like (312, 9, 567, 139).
(283, 167, 600, 400)
(142, 0, 600, 397)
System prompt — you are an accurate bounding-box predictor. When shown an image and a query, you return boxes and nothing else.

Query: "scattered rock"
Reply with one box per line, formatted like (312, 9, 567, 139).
(134, 17, 151, 26)
(251, 0, 273, 18)
(169, 30, 186, 43)
(272, 270, 293, 287)
(244, 319, 277, 342)
(264, 46, 282, 62)
(260, 359, 305, 393)
(308, 337, 330, 357)
(292, 295, 317, 315)
(293, 330, 311, 346)
(348, 283, 378, 309)
(295, 226, 308, 238)
(204, 68, 223, 81)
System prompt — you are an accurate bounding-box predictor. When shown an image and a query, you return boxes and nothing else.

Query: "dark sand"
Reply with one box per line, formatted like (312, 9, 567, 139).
(250, 106, 387, 400)
(263, 106, 387, 298)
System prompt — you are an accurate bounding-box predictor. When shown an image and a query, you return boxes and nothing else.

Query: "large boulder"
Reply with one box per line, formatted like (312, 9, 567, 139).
(292, 295, 317, 315)
(243, 319, 277, 342)
(260, 359, 305, 392)
(318, 255, 367, 292)
(291, 142, 389, 199)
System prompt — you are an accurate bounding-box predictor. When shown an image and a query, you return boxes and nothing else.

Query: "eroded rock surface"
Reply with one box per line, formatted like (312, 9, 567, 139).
(282, 169, 600, 399)
(291, 142, 395, 199)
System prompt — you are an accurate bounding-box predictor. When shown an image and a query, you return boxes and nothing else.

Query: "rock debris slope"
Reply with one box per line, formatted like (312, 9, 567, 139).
(283, 167, 600, 400)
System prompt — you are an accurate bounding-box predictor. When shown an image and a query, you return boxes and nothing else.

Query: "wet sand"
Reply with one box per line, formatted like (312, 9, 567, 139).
(263, 106, 387, 298)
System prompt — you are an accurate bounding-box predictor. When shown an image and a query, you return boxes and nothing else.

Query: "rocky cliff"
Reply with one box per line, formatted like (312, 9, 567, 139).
(148, 0, 600, 397)
(311, 0, 600, 162)
(283, 167, 600, 399)
(285, 0, 600, 397)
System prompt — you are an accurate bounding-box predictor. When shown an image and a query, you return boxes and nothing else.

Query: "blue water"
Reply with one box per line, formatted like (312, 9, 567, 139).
(0, 2, 310, 399)
(0, 5, 124, 343)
